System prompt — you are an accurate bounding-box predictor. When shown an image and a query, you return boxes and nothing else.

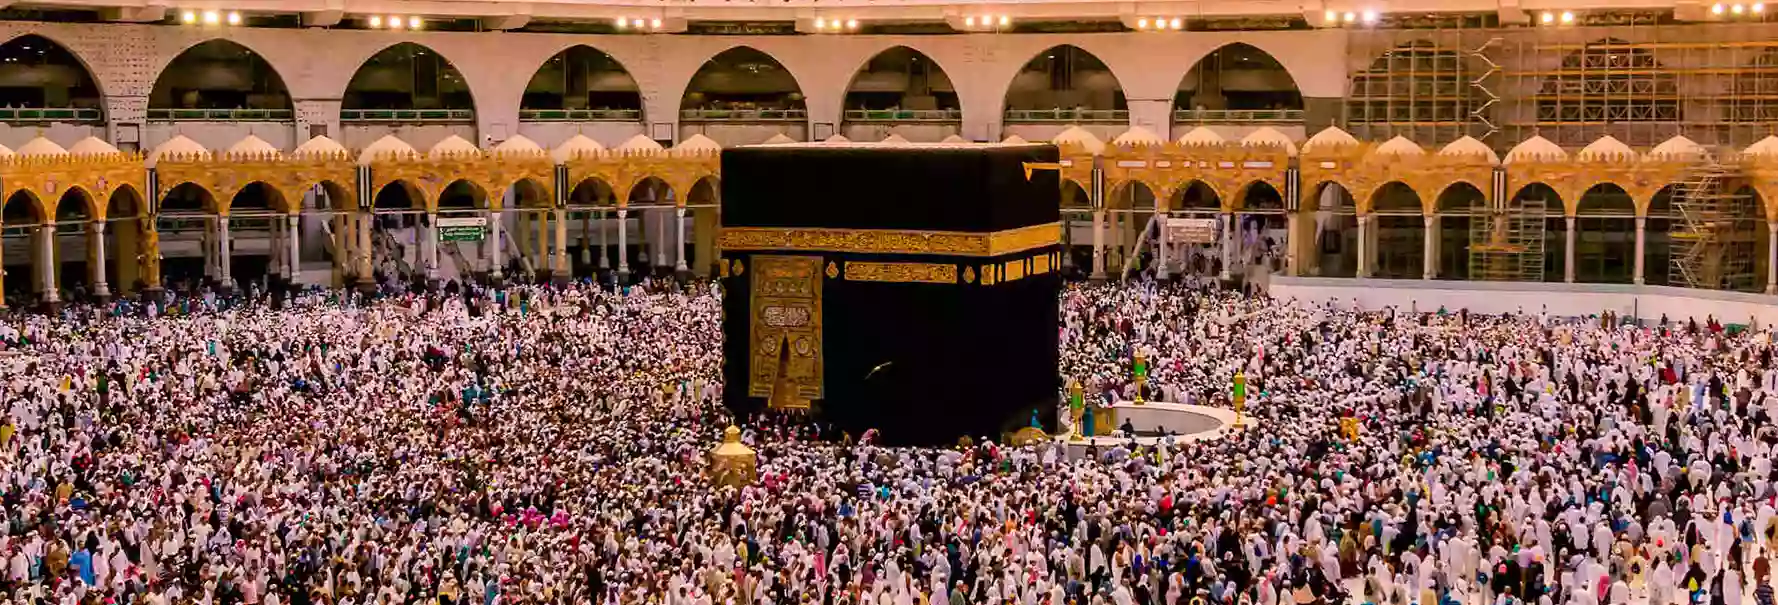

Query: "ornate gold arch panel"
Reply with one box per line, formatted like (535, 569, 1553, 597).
(370, 151, 556, 213)
(0, 154, 148, 222)
(155, 151, 358, 215)
(1299, 143, 1373, 212)
(563, 150, 720, 209)
(1506, 158, 1690, 217)
(1740, 159, 1778, 222)
(1098, 143, 1291, 212)
(1353, 153, 1496, 214)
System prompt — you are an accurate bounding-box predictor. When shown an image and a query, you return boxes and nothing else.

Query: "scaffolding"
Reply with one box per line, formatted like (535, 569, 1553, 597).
(1668, 157, 1759, 290)
(1468, 195, 1547, 282)
(1345, 27, 1495, 146)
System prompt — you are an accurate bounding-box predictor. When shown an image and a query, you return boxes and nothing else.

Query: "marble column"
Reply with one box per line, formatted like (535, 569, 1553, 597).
(355, 213, 373, 288)
(1633, 216, 1647, 285)
(1768, 223, 1777, 295)
(90, 222, 108, 298)
(674, 207, 688, 273)
(579, 212, 592, 266)
(1219, 212, 1233, 280)
(535, 210, 550, 280)
(1565, 216, 1577, 283)
(598, 209, 610, 270)
(424, 212, 440, 284)
(617, 209, 631, 278)
(488, 209, 505, 282)
(1356, 215, 1371, 278)
(553, 207, 569, 280)
(216, 216, 232, 289)
(1423, 215, 1437, 280)
(268, 220, 284, 281)
(202, 217, 216, 281)
(1090, 211, 1106, 279)
(286, 215, 300, 284)
(38, 225, 57, 303)
(1154, 211, 1168, 280)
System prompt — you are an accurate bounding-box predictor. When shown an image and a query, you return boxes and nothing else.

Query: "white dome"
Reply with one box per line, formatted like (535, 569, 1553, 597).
(1371, 135, 1425, 157)
(1173, 127, 1224, 146)
(1437, 136, 1500, 165)
(824, 134, 852, 144)
(616, 134, 664, 152)
(0, 142, 15, 159)
(551, 134, 605, 163)
(1646, 135, 1705, 160)
(672, 134, 723, 154)
(1051, 126, 1105, 155)
(1301, 127, 1359, 153)
(762, 133, 797, 145)
(1000, 134, 1029, 145)
(292, 135, 347, 158)
(878, 133, 912, 146)
(18, 137, 67, 157)
(1504, 135, 1568, 164)
(1239, 127, 1298, 156)
(492, 134, 544, 154)
(428, 134, 481, 158)
(68, 136, 118, 156)
(1746, 135, 1778, 158)
(1577, 135, 1635, 161)
(226, 134, 281, 158)
(1113, 126, 1166, 147)
(941, 134, 968, 144)
(358, 134, 416, 165)
(145, 135, 203, 166)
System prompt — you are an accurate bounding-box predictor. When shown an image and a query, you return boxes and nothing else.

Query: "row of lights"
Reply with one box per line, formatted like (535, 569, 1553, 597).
(1134, 17, 1184, 30)
(178, 10, 242, 25)
(366, 15, 424, 29)
(1323, 9, 1381, 25)
(812, 17, 860, 31)
(614, 17, 664, 30)
(961, 15, 1013, 29)
(1537, 11, 1578, 24)
(1711, 3, 1767, 16)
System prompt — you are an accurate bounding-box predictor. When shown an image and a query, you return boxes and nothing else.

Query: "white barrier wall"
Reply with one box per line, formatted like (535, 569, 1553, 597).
(1270, 276, 1778, 326)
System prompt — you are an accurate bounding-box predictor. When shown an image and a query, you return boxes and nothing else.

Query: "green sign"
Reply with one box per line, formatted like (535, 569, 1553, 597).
(440, 226, 484, 242)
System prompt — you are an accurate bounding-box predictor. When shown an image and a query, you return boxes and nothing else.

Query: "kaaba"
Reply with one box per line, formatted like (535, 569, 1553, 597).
(718, 142, 1062, 446)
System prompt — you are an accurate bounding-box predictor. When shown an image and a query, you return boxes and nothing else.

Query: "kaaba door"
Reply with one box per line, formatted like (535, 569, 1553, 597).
(748, 255, 824, 410)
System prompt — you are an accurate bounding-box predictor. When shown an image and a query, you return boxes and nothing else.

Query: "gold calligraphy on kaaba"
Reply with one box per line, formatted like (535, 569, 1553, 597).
(749, 255, 823, 410)
(718, 223, 1060, 257)
(843, 262, 958, 284)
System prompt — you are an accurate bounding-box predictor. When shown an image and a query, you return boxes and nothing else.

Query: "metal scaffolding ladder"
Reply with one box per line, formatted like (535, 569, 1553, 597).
(1467, 196, 1546, 282)
(1669, 157, 1758, 290)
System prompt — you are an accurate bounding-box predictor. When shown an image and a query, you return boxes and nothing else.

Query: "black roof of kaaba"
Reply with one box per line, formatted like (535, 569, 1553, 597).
(719, 145, 1061, 234)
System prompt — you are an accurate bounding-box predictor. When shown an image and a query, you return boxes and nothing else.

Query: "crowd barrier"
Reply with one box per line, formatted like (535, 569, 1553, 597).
(1268, 276, 1778, 327)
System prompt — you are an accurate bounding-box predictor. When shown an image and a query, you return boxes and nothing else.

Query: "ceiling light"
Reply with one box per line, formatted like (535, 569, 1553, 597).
(1540, 11, 1554, 23)
(1714, 3, 1727, 14)
(202, 10, 219, 24)
(999, 15, 1010, 26)
(1755, 2, 1766, 12)
(964, 16, 975, 26)
(1734, 3, 1746, 13)
(846, 19, 858, 29)
(1561, 10, 1574, 22)
(369, 15, 382, 27)
(1343, 11, 1356, 22)
(226, 11, 240, 25)
(408, 16, 421, 28)
(180, 9, 196, 23)
(1324, 9, 1337, 21)
(1362, 9, 1378, 23)
(615, 17, 626, 28)
(651, 18, 662, 28)
(1170, 17, 1182, 29)
(815, 17, 825, 28)
(1137, 17, 1149, 28)
(388, 15, 403, 28)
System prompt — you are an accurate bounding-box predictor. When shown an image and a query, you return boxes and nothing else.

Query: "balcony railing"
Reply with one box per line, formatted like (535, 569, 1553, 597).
(0, 107, 102, 123)
(680, 108, 808, 122)
(843, 109, 962, 122)
(148, 108, 295, 121)
(519, 109, 643, 122)
(1172, 109, 1305, 124)
(340, 109, 476, 123)
(1003, 109, 1128, 123)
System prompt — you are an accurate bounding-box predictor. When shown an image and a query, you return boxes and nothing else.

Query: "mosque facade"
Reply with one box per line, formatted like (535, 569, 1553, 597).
(3, 8, 1778, 303)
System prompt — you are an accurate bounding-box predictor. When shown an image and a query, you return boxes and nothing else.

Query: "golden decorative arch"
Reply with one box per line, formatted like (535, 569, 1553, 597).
(155, 150, 357, 216)
(563, 149, 719, 209)
(0, 153, 147, 222)
(1505, 152, 1688, 217)
(1099, 140, 1291, 213)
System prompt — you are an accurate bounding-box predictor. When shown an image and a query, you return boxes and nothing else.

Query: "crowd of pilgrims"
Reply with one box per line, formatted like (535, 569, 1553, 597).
(0, 277, 1777, 605)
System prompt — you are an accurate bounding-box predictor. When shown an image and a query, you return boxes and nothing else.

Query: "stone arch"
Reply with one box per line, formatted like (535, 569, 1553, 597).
(1233, 180, 1286, 212)
(1171, 180, 1223, 213)
(1173, 43, 1303, 117)
(372, 180, 426, 211)
(566, 177, 618, 206)
(1509, 182, 1564, 213)
(1061, 179, 1092, 209)
(1303, 180, 1356, 213)
(1002, 45, 1126, 118)
(299, 180, 357, 212)
(158, 182, 217, 215)
(149, 39, 292, 115)
(437, 179, 488, 211)
(520, 44, 643, 120)
(1575, 182, 1637, 216)
(1436, 181, 1488, 214)
(105, 184, 145, 220)
(679, 46, 807, 114)
(52, 186, 96, 223)
(0, 33, 104, 116)
(342, 42, 477, 114)
(225, 182, 290, 215)
(1367, 181, 1423, 215)
(841, 45, 960, 118)
(510, 177, 551, 208)
(627, 176, 675, 206)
